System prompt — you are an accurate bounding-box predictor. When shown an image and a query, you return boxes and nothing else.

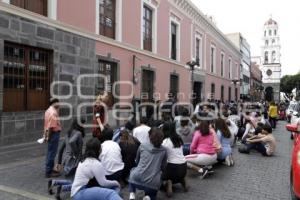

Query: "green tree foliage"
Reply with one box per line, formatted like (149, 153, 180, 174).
(281, 73, 300, 100)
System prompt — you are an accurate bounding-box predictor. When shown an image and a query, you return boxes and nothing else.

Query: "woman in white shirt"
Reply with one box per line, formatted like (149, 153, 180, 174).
(99, 128, 124, 182)
(71, 138, 121, 200)
(162, 122, 188, 197)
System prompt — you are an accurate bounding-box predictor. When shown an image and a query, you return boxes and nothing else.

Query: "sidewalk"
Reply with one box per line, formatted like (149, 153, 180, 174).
(0, 121, 293, 200)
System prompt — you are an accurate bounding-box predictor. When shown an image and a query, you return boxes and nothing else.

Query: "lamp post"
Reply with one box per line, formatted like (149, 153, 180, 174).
(231, 79, 240, 102)
(187, 58, 199, 105)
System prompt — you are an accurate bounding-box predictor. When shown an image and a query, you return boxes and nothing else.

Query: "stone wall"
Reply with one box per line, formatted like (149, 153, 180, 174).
(0, 11, 98, 146)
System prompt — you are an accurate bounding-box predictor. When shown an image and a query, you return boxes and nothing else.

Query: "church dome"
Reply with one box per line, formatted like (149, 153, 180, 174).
(265, 18, 277, 26)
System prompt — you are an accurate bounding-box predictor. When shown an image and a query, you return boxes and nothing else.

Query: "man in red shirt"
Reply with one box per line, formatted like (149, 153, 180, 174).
(44, 98, 61, 178)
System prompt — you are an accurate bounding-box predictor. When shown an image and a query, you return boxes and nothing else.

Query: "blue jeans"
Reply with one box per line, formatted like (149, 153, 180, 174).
(46, 132, 60, 175)
(73, 186, 122, 200)
(217, 147, 232, 160)
(53, 180, 72, 192)
(129, 183, 157, 200)
(183, 143, 191, 156)
(246, 142, 267, 156)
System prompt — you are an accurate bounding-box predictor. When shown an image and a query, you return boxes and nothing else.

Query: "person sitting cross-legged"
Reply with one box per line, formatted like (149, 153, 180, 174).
(239, 124, 276, 156)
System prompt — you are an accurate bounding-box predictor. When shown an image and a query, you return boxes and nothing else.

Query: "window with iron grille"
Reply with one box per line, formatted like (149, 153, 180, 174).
(96, 60, 117, 104)
(170, 74, 179, 100)
(228, 87, 232, 101)
(141, 70, 154, 101)
(99, 0, 116, 39)
(11, 0, 47, 16)
(143, 5, 153, 52)
(3, 42, 51, 112)
(171, 23, 177, 60)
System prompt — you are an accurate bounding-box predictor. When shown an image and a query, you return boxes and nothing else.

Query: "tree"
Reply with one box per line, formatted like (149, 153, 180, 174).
(281, 73, 300, 100)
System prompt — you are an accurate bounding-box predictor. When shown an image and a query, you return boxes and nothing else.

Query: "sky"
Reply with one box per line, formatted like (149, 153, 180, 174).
(191, 0, 300, 76)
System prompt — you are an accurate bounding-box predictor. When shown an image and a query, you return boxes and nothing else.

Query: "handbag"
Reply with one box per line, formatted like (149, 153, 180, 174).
(64, 156, 79, 177)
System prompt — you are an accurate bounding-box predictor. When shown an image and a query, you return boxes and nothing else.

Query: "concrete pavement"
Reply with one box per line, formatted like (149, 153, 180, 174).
(0, 121, 293, 200)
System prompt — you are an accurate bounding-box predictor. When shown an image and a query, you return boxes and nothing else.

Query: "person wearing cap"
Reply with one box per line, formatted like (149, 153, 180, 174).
(44, 98, 62, 178)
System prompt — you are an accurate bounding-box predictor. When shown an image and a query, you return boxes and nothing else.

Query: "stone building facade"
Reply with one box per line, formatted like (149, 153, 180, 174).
(0, 10, 98, 145)
(0, 0, 241, 146)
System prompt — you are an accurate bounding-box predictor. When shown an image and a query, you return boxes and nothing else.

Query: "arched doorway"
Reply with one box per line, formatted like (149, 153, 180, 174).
(265, 87, 274, 102)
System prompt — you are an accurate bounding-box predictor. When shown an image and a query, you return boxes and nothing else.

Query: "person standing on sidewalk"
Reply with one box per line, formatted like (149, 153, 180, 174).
(268, 101, 278, 129)
(44, 98, 62, 178)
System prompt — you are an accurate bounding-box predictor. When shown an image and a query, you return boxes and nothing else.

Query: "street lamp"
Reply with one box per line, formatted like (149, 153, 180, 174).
(187, 58, 200, 105)
(231, 78, 240, 102)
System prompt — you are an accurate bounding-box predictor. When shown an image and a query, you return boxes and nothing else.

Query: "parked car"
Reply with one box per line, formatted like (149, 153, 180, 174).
(286, 121, 300, 200)
(287, 101, 300, 123)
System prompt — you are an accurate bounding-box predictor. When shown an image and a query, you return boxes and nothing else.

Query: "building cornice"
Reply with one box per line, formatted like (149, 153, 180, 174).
(169, 0, 241, 57)
(0, 2, 191, 70)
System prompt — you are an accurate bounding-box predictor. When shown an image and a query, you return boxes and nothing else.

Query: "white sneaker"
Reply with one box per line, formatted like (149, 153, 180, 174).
(37, 137, 45, 144)
(229, 155, 235, 166)
(225, 156, 231, 166)
(143, 196, 151, 200)
(129, 192, 135, 200)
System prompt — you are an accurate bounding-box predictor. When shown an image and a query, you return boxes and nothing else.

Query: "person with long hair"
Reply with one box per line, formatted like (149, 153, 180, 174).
(119, 128, 140, 183)
(214, 118, 234, 166)
(92, 92, 113, 142)
(185, 120, 217, 179)
(162, 122, 188, 197)
(128, 128, 167, 200)
(71, 138, 121, 200)
(56, 118, 86, 176)
(174, 108, 195, 156)
(49, 138, 121, 200)
(48, 118, 86, 199)
(236, 113, 256, 144)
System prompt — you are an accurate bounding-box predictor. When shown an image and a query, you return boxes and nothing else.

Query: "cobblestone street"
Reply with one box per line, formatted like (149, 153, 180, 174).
(0, 121, 293, 200)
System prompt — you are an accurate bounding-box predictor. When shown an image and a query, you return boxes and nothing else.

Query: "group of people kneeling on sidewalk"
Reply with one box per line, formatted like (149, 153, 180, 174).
(45, 97, 277, 200)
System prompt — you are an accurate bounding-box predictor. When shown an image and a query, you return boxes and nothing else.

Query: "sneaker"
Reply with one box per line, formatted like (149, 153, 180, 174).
(166, 180, 173, 197)
(143, 196, 151, 200)
(224, 156, 231, 166)
(229, 155, 235, 166)
(45, 172, 60, 178)
(55, 186, 62, 200)
(238, 146, 250, 154)
(204, 166, 214, 174)
(47, 179, 54, 195)
(198, 168, 208, 179)
(129, 192, 135, 200)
